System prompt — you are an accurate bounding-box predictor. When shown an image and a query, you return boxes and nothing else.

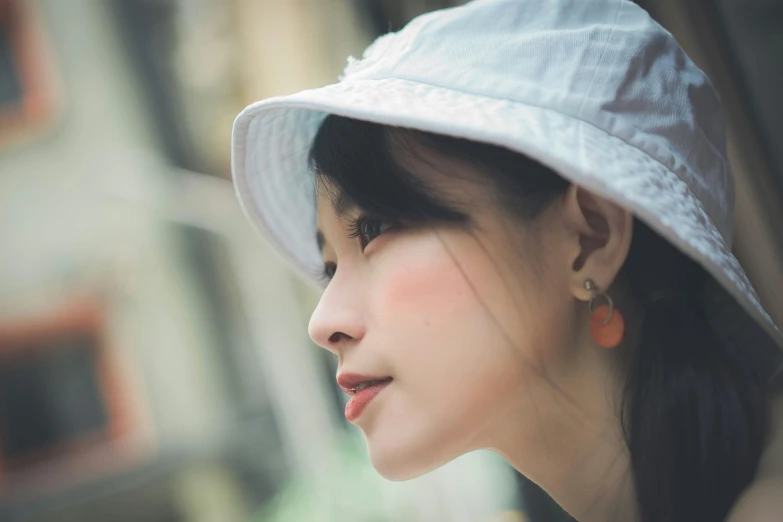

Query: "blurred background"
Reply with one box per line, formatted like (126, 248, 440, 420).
(0, 0, 781, 521)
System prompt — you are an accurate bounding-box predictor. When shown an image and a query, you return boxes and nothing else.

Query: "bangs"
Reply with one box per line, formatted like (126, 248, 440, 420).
(308, 115, 571, 226)
(308, 115, 470, 224)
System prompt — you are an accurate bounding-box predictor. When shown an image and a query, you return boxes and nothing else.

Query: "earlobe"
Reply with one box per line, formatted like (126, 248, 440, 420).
(563, 185, 633, 300)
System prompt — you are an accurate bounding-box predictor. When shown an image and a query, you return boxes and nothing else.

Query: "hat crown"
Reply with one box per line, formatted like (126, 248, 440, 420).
(341, 0, 733, 242)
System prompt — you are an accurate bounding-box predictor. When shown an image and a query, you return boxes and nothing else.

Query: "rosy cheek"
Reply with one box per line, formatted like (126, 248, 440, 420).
(371, 238, 472, 327)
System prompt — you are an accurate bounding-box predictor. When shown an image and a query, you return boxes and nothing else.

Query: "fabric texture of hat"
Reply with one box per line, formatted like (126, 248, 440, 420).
(231, 0, 783, 355)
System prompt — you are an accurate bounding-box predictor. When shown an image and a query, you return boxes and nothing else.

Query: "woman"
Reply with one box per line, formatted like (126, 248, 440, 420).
(231, 0, 783, 520)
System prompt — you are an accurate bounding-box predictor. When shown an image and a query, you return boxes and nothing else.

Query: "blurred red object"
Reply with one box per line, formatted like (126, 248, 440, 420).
(0, 299, 144, 498)
(0, 0, 60, 150)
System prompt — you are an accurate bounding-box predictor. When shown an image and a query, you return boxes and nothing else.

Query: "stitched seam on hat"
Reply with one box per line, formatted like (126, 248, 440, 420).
(575, 0, 623, 120)
(244, 76, 725, 192)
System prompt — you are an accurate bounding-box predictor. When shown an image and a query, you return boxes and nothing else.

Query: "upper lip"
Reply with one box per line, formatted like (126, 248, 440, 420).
(337, 373, 393, 395)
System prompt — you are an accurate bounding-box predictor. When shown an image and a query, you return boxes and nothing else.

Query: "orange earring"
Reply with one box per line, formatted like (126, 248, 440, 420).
(584, 279, 625, 348)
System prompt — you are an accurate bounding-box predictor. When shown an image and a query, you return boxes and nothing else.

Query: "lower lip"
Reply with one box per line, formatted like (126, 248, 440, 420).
(345, 380, 392, 423)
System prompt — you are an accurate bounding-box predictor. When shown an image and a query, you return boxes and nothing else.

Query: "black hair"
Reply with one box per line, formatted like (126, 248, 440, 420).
(308, 114, 777, 522)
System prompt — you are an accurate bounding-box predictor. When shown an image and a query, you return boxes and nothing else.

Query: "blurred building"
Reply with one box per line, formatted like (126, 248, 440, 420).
(0, 0, 519, 521)
(0, 0, 780, 521)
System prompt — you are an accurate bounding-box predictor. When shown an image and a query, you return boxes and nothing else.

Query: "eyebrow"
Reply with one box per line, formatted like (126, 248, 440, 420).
(316, 190, 357, 254)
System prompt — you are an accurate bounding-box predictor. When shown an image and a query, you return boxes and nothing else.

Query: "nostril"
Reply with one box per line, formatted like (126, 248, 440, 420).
(328, 331, 350, 344)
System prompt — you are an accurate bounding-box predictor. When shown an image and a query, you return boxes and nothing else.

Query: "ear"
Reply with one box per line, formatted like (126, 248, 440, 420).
(561, 184, 633, 301)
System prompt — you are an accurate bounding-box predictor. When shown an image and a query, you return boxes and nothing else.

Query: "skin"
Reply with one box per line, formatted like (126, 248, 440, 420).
(308, 143, 783, 522)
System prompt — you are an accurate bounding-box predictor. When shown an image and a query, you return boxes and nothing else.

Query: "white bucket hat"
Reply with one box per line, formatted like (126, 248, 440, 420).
(231, 0, 783, 356)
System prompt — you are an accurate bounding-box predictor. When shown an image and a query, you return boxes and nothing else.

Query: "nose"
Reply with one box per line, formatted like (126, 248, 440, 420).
(308, 279, 365, 356)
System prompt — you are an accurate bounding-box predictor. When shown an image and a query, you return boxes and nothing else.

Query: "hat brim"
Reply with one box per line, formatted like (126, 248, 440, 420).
(231, 77, 783, 358)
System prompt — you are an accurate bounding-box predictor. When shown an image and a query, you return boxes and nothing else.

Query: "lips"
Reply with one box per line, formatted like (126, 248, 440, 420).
(342, 378, 392, 422)
(337, 373, 393, 395)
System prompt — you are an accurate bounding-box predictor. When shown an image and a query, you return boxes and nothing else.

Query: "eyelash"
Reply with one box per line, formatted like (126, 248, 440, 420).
(320, 214, 396, 282)
(346, 214, 395, 248)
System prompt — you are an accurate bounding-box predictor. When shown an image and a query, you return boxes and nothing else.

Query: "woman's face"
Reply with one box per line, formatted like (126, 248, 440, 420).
(309, 146, 598, 481)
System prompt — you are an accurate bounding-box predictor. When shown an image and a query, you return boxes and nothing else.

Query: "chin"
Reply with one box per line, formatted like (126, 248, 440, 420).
(369, 452, 432, 481)
(365, 432, 459, 481)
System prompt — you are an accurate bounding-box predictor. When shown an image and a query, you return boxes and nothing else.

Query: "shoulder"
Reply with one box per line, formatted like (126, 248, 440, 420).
(726, 476, 783, 522)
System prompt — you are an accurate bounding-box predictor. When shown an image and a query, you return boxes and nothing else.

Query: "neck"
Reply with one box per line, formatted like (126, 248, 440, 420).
(495, 411, 639, 522)
(485, 331, 641, 521)
(544, 425, 638, 522)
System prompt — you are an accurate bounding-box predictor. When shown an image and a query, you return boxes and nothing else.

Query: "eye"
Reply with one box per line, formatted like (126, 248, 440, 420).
(347, 215, 396, 250)
(320, 215, 398, 282)
(321, 261, 337, 282)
